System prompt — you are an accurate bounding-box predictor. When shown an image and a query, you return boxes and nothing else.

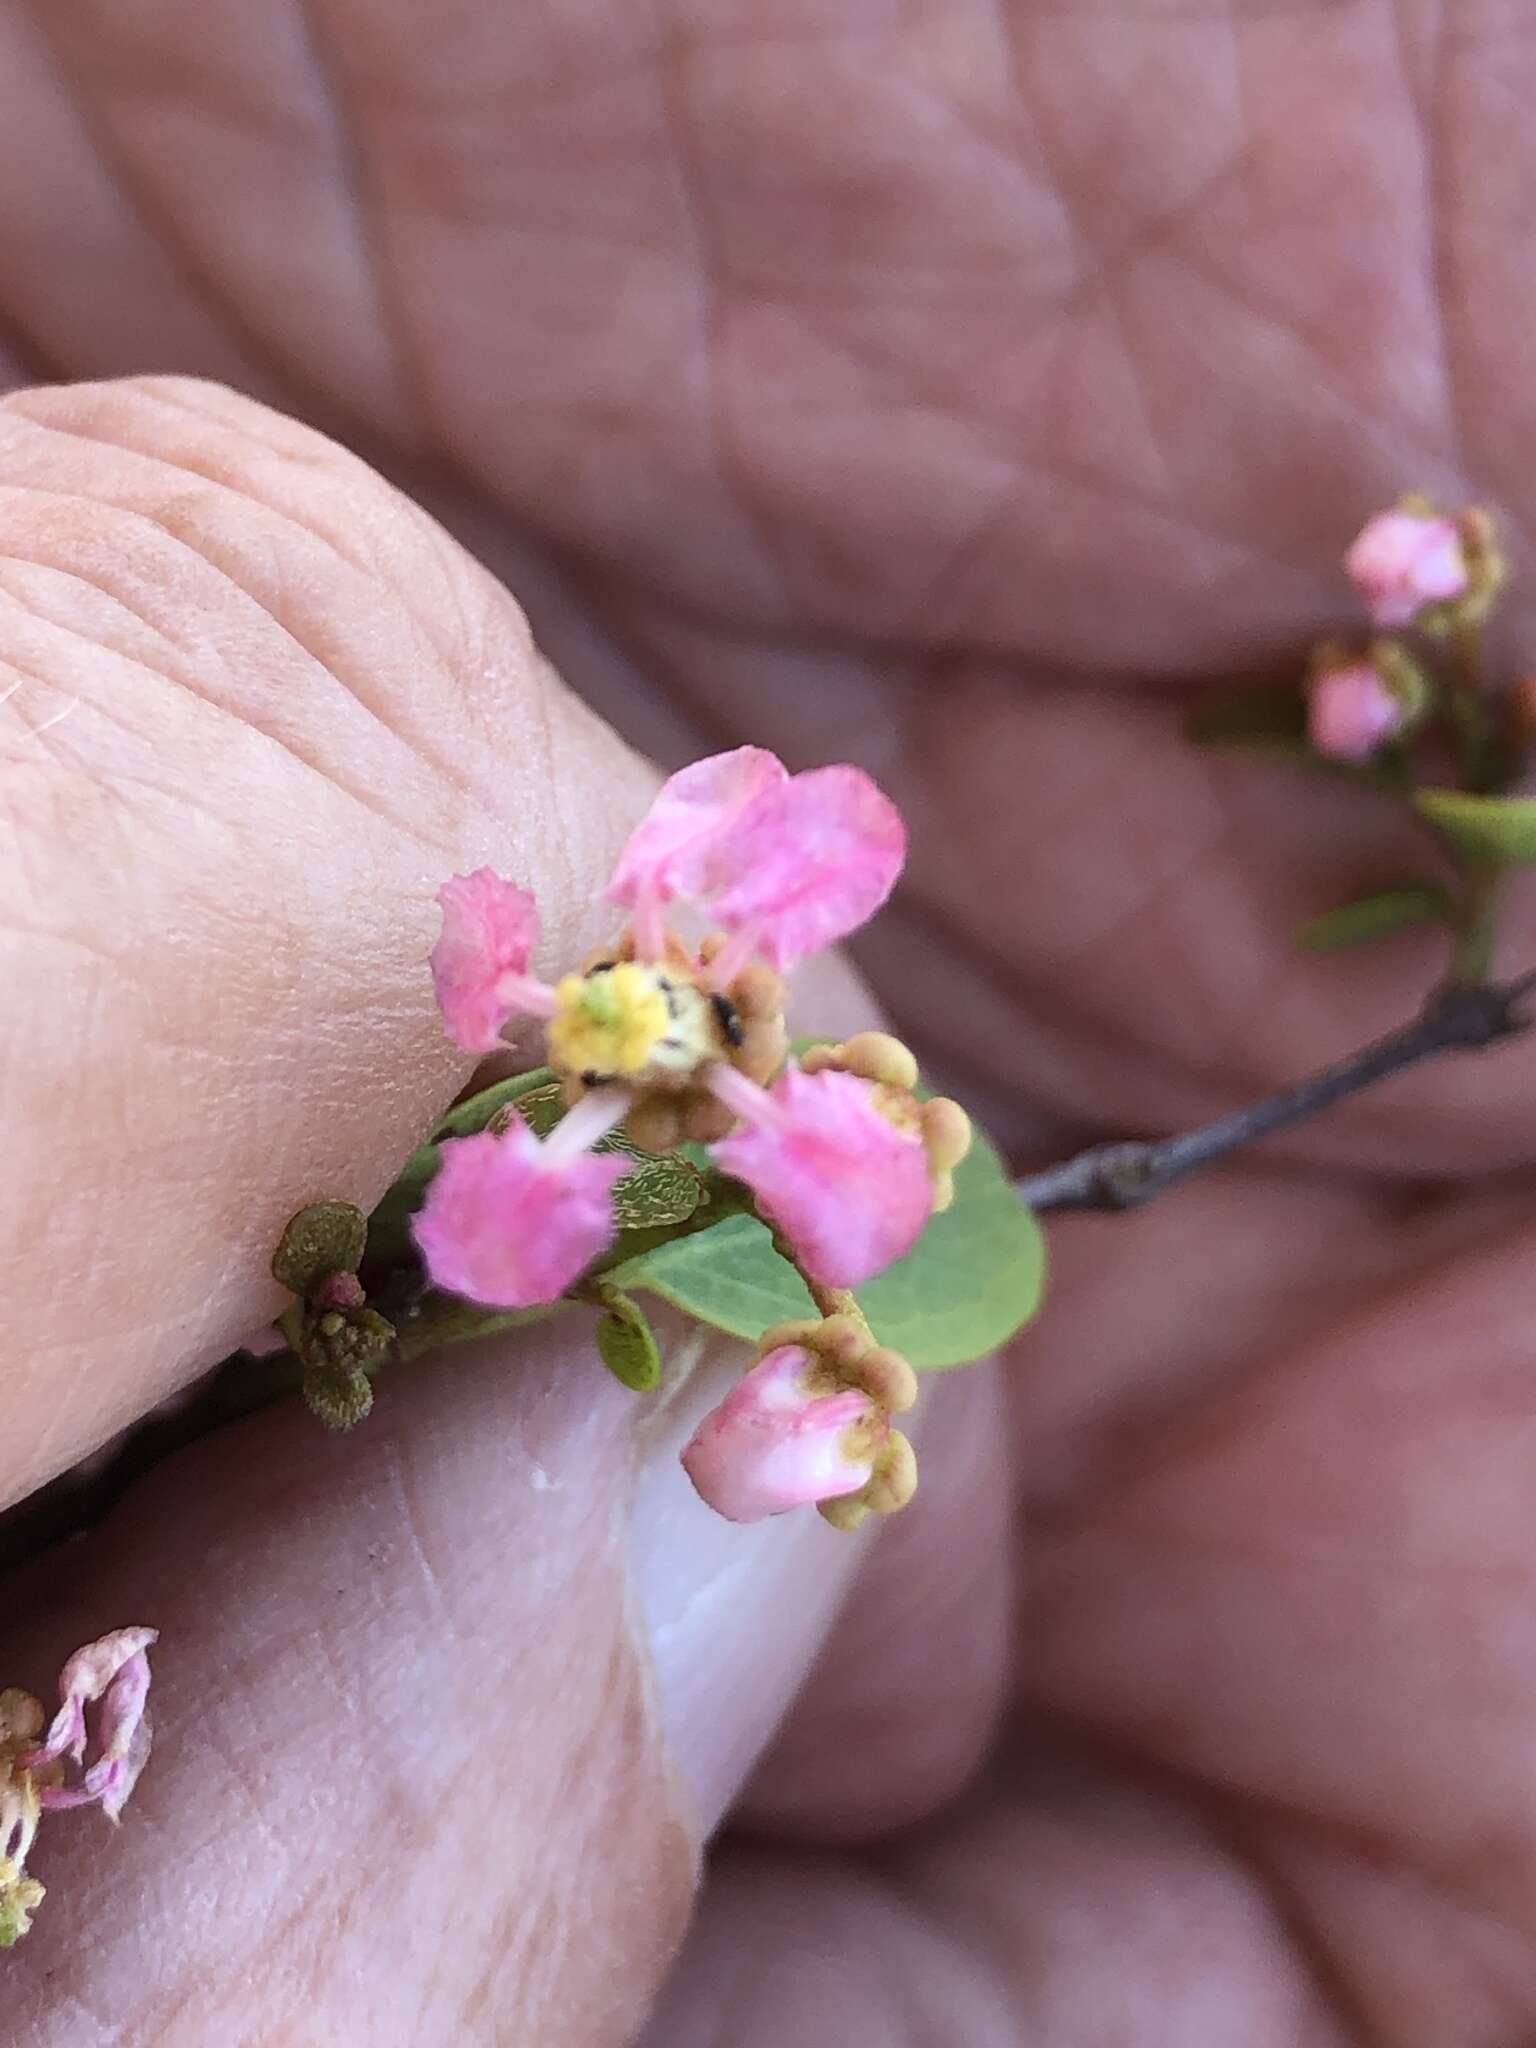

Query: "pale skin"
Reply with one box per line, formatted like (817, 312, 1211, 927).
(2, 2, 1536, 2041)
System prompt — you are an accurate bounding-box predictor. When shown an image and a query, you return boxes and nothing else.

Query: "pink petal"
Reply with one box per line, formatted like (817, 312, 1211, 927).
(411, 1123, 627, 1309)
(1307, 662, 1402, 763)
(605, 748, 788, 909)
(1345, 511, 1469, 628)
(710, 1067, 932, 1288)
(27, 1628, 158, 1771)
(430, 869, 544, 1053)
(95, 1651, 152, 1765)
(680, 1345, 880, 1522)
(701, 765, 907, 970)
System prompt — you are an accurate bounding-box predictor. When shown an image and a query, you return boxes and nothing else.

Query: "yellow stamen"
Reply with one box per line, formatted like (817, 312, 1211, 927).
(548, 963, 672, 1079)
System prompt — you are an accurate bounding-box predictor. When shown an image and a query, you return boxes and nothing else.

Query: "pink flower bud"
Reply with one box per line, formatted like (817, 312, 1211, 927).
(680, 1345, 885, 1522)
(1345, 510, 1469, 628)
(1306, 661, 1403, 763)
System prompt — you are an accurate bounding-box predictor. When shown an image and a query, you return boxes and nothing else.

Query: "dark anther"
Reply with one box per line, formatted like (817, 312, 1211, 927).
(587, 959, 617, 976)
(710, 991, 745, 1047)
(581, 1068, 607, 1087)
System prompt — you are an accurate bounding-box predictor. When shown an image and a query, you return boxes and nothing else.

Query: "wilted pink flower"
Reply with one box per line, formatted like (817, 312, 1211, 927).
(680, 1345, 886, 1522)
(1307, 660, 1403, 762)
(430, 869, 554, 1053)
(1345, 510, 1469, 628)
(412, 1093, 630, 1308)
(25, 1628, 158, 1823)
(709, 1066, 933, 1288)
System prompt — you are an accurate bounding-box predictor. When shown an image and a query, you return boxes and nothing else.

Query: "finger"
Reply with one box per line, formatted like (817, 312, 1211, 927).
(0, 372, 653, 1504)
(734, 1357, 1014, 1844)
(1024, 1210, 1536, 2041)
(4, 1325, 694, 2045)
(0, 377, 931, 2032)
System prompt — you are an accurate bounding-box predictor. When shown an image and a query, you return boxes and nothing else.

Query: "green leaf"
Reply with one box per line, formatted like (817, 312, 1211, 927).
(301, 1366, 374, 1432)
(393, 1296, 557, 1364)
(272, 1199, 367, 1295)
(1415, 789, 1536, 866)
(605, 1112, 1045, 1371)
(365, 1068, 707, 1271)
(590, 1286, 664, 1391)
(509, 1082, 707, 1228)
(1296, 883, 1456, 952)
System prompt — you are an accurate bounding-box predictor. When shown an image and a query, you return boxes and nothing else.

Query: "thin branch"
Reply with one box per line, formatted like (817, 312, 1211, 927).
(1015, 969, 1536, 1214)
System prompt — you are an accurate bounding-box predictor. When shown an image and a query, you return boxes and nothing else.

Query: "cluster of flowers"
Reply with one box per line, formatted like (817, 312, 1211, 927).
(416, 747, 971, 1527)
(1307, 500, 1503, 761)
(1, 1629, 157, 1944)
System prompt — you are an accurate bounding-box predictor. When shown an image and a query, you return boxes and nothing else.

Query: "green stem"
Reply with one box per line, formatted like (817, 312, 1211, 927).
(1448, 868, 1502, 986)
(761, 1225, 871, 1333)
(1446, 620, 1495, 791)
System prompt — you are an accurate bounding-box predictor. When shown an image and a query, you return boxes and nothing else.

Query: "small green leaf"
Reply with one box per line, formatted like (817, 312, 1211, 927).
(272, 1200, 368, 1295)
(301, 1366, 374, 1432)
(508, 1083, 707, 1228)
(1297, 883, 1456, 952)
(606, 1113, 1045, 1370)
(393, 1296, 558, 1364)
(1415, 789, 1536, 866)
(366, 1069, 558, 1271)
(590, 1286, 664, 1391)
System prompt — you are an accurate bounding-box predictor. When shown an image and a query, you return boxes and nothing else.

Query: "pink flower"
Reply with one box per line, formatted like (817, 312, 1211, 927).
(1307, 660, 1403, 762)
(709, 1066, 933, 1288)
(430, 869, 553, 1053)
(699, 765, 907, 974)
(1345, 510, 1469, 628)
(605, 746, 787, 912)
(411, 1093, 630, 1308)
(25, 1628, 158, 1823)
(422, 750, 929, 1322)
(604, 749, 905, 974)
(680, 1345, 886, 1522)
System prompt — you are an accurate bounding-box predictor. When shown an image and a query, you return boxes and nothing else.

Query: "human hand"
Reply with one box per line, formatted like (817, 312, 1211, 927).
(3, 5, 1535, 2042)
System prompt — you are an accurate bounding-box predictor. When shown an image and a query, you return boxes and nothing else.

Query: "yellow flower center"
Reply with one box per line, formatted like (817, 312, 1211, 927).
(547, 962, 720, 1084)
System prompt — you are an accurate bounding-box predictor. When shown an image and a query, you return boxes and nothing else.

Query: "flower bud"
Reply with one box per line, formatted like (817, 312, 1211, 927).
(680, 1344, 889, 1523)
(1345, 507, 1470, 628)
(1306, 658, 1404, 763)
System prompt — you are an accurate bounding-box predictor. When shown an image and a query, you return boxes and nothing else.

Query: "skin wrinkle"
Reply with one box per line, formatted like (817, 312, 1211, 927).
(6, 8, 1536, 2038)
(291, 0, 432, 444)
(998, 6, 1180, 505)
(650, 19, 797, 617)
(16, 1, 298, 403)
(1383, 0, 1465, 477)
(13, 381, 489, 680)
(0, 395, 514, 801)
(0, 520, 437, 849)
(0, 9, 276, 399)
(725, 284, 1338, 646)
